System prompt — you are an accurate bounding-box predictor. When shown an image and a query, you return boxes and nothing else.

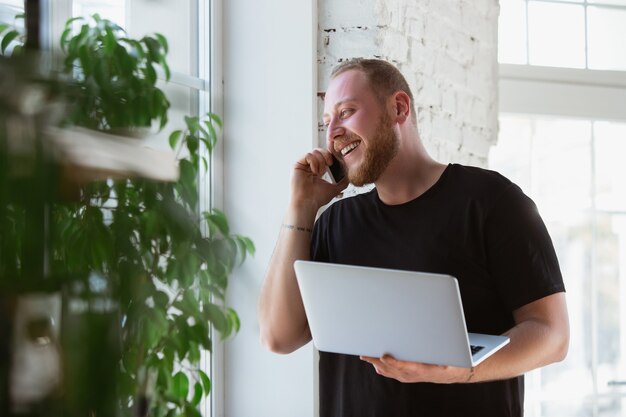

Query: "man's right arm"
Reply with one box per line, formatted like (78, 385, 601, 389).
(258, 149, 347, 354)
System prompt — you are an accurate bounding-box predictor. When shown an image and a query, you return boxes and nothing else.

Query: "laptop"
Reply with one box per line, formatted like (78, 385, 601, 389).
(293, 260, 510, 368)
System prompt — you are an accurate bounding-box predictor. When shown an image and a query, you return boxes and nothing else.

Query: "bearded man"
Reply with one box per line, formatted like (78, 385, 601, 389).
(258, 58, 569, 417)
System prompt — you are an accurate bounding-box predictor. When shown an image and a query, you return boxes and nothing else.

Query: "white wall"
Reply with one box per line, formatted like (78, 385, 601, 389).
(222, 1, 316, 417)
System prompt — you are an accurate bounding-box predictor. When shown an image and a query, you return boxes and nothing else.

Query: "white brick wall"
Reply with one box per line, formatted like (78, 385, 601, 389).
(318, 0, 500, 167)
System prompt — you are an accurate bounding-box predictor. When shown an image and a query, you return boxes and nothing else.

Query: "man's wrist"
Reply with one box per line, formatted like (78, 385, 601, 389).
(465, 366, 475, 383)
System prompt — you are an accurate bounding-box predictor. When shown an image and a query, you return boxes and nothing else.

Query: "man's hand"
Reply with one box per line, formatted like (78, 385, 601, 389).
(290, 148, 348, 213)
(360, 355, 471, 384)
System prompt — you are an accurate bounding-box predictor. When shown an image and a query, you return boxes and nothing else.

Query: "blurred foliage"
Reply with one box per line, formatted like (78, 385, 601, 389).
(0, 12, 253, 417)
(0, 13, 25, 56)
(60, 14, 170, 131)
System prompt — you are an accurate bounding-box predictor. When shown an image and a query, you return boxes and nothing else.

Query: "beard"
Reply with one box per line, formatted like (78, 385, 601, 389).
(347, 112, 399, 187)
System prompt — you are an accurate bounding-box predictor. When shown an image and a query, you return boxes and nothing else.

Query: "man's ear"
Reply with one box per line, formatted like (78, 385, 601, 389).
(391, 91, 411, 124)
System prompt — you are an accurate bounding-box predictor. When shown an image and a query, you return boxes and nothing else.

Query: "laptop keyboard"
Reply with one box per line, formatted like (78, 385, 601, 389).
(470, 345, 484, 355)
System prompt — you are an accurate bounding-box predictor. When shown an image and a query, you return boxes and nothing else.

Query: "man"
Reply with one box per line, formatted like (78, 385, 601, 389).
(258, 58, 569, 417)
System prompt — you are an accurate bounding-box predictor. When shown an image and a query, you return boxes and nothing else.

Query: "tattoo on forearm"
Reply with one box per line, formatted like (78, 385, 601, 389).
(282, 224, 313, 233)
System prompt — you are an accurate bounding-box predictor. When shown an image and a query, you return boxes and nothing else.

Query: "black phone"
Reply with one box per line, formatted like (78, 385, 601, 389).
(328, 154, 346, 183)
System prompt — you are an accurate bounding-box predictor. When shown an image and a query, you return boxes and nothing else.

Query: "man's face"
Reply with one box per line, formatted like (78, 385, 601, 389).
(323, 70, 399, 186)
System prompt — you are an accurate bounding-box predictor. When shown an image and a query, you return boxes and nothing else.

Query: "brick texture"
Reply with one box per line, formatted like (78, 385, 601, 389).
(318, 0, 500, 168)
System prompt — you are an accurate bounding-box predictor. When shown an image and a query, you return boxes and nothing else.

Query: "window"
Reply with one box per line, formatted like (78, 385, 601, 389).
(496, 2, 626, 415)
(44, 1, 222, 416)
(499, 0, 626, 70)
(491, 116, 626, 417)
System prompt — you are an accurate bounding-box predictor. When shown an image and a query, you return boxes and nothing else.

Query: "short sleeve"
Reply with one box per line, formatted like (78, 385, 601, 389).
(310, 213, 329, 262)
(485, 184, 565, 311)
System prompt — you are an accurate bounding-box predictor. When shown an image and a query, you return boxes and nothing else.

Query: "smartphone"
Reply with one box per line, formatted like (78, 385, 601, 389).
(328, 154, 346, 183)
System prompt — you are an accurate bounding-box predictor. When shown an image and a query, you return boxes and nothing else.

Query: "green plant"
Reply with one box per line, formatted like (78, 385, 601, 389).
(61, 14, 170, 131)
(52, 112, 254, 417)
(1, 13, 253, 417)
(0, 13, 25, 56)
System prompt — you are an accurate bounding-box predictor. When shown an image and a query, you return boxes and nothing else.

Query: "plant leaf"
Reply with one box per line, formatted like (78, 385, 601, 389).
(169, 130, 182, 150)
(184, 404, 203, 417)
(191, 382, 203, 406)
(171, 371, 189, 401)
(208, 112, 223, 129)
(198, 370, 211, 396)
(204, 303, 228, 335)
(1, 30, 19, 54)
(155, 32, 168, 53)
(204, 209, 229, 236)
(227, 308, 241, 333)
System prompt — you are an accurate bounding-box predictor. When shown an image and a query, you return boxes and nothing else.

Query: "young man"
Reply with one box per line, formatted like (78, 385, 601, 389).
(258, 58, 569, 417)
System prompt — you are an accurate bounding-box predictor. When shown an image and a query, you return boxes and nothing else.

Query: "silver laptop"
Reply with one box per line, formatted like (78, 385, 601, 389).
(294, 260, 510, 368)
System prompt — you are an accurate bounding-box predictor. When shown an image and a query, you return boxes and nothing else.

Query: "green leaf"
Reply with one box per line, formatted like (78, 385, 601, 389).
(204, 209, 229, 236)
(208, 112, 223, 129)
(227, 308, 241, 333)
(161, 59, 171, 81)
(186, 134, 199, 154)
(191, 382, 203, 407)
(60, 27, 72, 50)
(144, 63, 157, 85)
(203, 120, 218, 151)
(155, 32, 169, 53)
(198, 370, 211, 396)
(171, 372, 189, 400)
(241, 236, 256, 256)
(143, 36, 162, 61)
(204, 303, 228, 334)
(1, 30, 19, 54)
(157, 365, 172, 390)
(184, 404, 202, 417)
(104, 25, 117, 56)
(189, 323, 212, 351)
(0, 24, 9, 34)
(153, 290, 170, 308)
(64, 16, 84, 28)
(179, 159, 197, 187)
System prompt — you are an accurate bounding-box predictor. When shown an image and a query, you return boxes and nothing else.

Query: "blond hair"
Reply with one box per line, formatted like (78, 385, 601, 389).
(330, 58, 417, 125)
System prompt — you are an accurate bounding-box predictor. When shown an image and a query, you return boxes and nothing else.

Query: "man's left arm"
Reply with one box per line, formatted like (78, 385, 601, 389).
(360, 291, 569, 384)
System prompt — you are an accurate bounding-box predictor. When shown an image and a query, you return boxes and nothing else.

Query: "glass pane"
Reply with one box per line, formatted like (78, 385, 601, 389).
(128, 0, 194, 76)
(498, 0, 527, 64)
(537, 215, 594, 417)
(73, 0, 127, 28)
(594, 122, 626, 212)
(0, 1, 23, 25)
(532, 119, 592, 215)
(595, 215, 626, 407)
(489, 115, 532, 193)
(588, 6, 626, 70)
(528, 1, 586, 68)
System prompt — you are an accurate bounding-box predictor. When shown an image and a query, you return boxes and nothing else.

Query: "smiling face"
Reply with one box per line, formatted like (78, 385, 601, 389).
(323, 70, 399, 186)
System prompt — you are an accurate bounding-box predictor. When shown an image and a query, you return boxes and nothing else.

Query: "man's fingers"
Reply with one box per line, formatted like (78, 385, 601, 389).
(300, 149, 332, 176)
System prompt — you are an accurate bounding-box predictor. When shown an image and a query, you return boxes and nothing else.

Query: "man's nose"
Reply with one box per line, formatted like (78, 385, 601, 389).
(326, 119, 345, 143)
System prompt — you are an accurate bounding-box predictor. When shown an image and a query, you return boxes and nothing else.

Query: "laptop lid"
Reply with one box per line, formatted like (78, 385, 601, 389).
(294, 260, 509, 368)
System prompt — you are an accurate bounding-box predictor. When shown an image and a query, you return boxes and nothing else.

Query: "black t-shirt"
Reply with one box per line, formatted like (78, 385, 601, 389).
(310, 163, 565, 417)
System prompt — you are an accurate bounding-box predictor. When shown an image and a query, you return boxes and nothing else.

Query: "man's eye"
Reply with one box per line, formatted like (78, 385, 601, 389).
(340, 109, 353, 118)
